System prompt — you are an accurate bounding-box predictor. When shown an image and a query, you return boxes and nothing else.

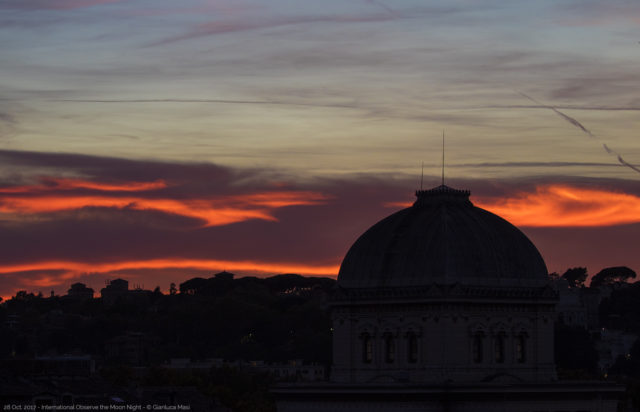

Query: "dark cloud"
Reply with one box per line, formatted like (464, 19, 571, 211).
(0, 149, 240, 193)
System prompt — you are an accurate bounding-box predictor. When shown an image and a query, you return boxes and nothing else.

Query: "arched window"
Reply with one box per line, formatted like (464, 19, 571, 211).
(407, 332, 418, 364)
(494, 332, 505, 363)
(384, 333, 395, 363)
(515, 334, 527, 363)
(472, 332, 484, 363)
(362, 333, 373, 364)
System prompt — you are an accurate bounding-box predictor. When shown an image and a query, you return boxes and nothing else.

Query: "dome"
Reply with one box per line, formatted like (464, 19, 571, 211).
(337, 185, 549, 288)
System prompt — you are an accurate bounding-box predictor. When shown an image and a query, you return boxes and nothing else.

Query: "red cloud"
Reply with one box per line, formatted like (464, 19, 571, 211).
(0, 178, 328, 227)
(477, 185, 640, 227)
(385, 185, 640, 228)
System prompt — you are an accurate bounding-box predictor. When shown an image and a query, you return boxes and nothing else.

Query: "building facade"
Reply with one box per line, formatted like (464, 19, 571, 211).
(275, 185, 622, 412)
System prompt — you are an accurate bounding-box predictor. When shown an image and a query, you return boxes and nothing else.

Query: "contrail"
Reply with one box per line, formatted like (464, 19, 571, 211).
(517, 92, 594, 137)
(365, 0, 394, 13)
(617, 155, 640, 174)
(517, 91, 640, 176)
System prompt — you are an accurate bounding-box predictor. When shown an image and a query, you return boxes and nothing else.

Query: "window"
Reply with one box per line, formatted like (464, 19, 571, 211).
(494, 333, 505, 363)
(362, 333, 373, 364)
(472, 332, 484, 363)
(384, 333, 395, 363)
(407, 332, 418, 363)
(516, 334, 527, 363)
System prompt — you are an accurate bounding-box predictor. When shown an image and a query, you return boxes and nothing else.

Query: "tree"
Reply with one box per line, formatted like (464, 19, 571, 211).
(561, 267, 588, 288)
(555, 323, 598, 374)
(169, 283, 177, 295)
(590, 266, 637, 288)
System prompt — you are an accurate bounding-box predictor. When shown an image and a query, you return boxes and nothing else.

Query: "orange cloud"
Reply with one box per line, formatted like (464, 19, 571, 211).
(0, 259, 339, 277)
(477, 185, 640, 227)
(384, 185, 640, 227)
(0, 187, 328, 226)
(52, 178, 168, 192)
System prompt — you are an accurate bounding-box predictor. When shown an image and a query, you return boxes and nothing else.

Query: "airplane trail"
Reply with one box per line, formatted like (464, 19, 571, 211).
(365, 0, 394, 13)
(517, 92, 594, 137)
(517, 91, 640, 176)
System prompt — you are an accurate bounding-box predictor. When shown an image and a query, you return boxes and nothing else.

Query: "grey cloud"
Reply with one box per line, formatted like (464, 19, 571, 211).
(150, 5, 466, 47)
(0, 109, 18, 140)
(0, 0, 123, 10)
(459, 161, 617, 168)
(52, 98, 359, 110)
(364, 0, 395, 14)
(482, 104, 640, 112)
(0, 112, 16, 124)
(150, 13, 400, 46)
(550, 74, 640, 101)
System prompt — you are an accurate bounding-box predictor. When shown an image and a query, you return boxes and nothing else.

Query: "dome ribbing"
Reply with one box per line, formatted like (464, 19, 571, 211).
(337, 185, 548, 288)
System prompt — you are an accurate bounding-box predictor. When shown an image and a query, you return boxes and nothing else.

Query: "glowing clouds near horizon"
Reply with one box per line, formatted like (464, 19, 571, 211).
(475, 185, 640, 227)
(0, 258, 340, 283)
(0, 178, 328, 227)
(0, 176, 337, 297)
(385, 185, 640, 227)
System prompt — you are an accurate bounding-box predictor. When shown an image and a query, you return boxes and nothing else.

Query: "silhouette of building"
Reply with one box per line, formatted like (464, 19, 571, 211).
(66, 283, 94, 300)
(100, 278, 129, 304)
(275, 185, 622, 411)
(100, 278, 151, 305)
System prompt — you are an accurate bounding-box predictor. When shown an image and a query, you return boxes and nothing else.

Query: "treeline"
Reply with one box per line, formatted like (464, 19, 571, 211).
(0, 272, 335, 364)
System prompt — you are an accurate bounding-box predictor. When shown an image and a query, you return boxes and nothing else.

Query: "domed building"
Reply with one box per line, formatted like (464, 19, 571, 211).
(332, 185, 556, 385)
(276, 185, 622, 412)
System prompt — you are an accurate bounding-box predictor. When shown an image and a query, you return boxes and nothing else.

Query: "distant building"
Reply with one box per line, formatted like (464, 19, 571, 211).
(100, 278, 151, 305)
(1, 355, 95, 378)
(260, 360, 325, 382)
(100, 278, 129, 304)
(166, 358, 326, 382)
(554, 278, 588, 328)
(275, 185, 623, 412)
(597, 329, 638, 372)
(105, 332, 149, 366)
(34, 355, 96, 377)
(66, 283, 94, 300)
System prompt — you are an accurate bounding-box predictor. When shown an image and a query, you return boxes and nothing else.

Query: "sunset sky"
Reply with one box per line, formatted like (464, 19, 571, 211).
(1, 0, 639, 299)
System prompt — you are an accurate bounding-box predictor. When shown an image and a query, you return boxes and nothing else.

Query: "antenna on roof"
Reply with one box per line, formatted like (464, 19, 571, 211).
(441, 130, 445, 186)
(420, 161, 424, 190)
